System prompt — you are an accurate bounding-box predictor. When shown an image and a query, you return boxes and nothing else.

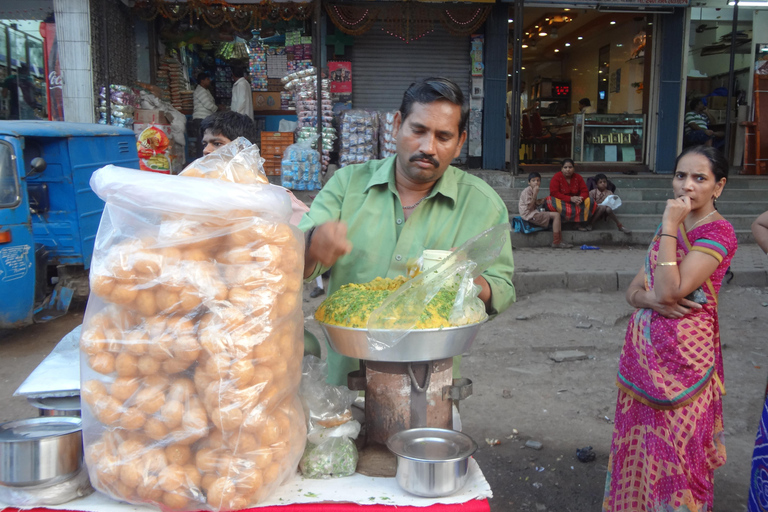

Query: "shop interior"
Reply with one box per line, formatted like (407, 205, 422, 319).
(508, 8, 652, 166)
(0, 20, 46, 121)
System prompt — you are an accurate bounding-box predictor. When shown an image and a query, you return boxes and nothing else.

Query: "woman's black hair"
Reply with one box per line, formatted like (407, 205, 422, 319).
(561, 158, 575, 168)
(528, 171, 541, 182)
(674, 145, 729, 182)
(595, 173, 608, 181)
(399, 78, 469, 133)
(688, 97, 704, 112)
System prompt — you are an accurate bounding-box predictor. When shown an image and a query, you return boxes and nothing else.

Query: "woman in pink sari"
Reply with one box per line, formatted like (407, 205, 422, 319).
(603, 145, 737, 512)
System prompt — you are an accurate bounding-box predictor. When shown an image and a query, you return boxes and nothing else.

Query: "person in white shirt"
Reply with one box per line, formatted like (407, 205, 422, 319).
(230, 67, 253, 120)
(192, 73, 218, 157)
(579, 97, 597, 114)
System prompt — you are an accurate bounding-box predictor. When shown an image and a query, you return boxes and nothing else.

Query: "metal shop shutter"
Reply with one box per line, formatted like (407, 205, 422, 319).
(351, 23, 471, 162)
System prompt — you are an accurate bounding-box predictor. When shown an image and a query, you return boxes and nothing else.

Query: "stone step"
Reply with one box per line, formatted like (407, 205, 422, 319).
(505, 199, 766, 216)
(614, 200, 768, 216)
(502, 187, 768, 202)
(505, 175, 768, 190)
(509, 227, 755, 248)
(510, 213, 756, 231)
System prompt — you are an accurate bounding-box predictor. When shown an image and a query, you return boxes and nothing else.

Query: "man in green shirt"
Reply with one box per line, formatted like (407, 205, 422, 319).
(299, 77, 515, 385)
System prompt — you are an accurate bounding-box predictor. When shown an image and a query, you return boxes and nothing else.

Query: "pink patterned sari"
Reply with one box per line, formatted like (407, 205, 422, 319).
(603, 220, 737, 512)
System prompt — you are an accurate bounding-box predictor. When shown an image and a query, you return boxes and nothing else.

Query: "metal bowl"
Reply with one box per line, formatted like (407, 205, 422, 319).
(27, 396, 82, 417)
(0, 416, 83, 487)
(318, 320, 486, 362)
(387, 427, 478, 497)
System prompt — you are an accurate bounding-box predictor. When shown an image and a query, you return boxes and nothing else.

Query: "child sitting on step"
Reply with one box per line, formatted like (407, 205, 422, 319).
(587, 173, 632, 234)
(518, 172, 572, 248)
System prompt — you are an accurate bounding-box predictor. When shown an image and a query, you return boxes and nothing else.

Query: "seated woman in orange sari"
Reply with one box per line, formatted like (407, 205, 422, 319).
(603, 145, 737, 512)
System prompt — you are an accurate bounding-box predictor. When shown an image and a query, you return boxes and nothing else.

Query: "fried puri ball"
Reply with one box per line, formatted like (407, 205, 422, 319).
(90, 352, 116, 375)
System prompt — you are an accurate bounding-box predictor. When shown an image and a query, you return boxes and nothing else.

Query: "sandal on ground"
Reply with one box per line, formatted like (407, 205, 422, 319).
(577, 226, 588, 232)
(619, 226, 632, 235)
(551, 242, 573, 249)
(585, 225, 594, 231)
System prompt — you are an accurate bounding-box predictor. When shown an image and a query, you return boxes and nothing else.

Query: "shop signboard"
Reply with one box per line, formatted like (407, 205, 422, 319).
(40, 22, 63, 122)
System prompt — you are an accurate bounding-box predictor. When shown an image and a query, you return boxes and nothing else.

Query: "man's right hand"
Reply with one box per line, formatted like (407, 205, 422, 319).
(305, 222, 353, 276)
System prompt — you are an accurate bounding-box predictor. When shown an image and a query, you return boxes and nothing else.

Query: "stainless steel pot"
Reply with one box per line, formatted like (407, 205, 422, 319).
(27, 396, 81, 417)
(319, 320, 486, 362)
(387, 427, 477, 497)
(0, 417, 83, 487)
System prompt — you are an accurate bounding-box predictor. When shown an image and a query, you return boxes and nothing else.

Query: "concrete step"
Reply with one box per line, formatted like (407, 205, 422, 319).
(498, 186, 768, 203)
(505, 175, 768, 190)
(616, 200, 768, 216)
(510, 227, 756, 248)
(510, 212, 757, 231)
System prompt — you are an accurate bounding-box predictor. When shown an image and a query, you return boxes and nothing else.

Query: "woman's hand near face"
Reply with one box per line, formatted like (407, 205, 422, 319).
(662, 196, 691, 231)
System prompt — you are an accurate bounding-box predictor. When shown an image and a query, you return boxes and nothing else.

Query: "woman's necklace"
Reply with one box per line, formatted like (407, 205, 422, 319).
(402, 195, 429, 210)
(687, 210, 717, 231)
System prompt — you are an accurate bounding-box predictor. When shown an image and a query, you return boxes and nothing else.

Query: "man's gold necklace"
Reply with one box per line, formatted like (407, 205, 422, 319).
(687, 210, 717, 231)
(402, 195, 429, 210)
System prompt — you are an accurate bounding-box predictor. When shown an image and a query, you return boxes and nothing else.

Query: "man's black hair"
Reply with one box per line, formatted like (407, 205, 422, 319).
(595, 173, 608, 182)
(528, 171, 541, 182)
(579, 98, 591, 107)
(399, 77, 469, 134)
(199, 111, 258, 145)
(231, 66, 246, 79)
(197, 72, 209, 84)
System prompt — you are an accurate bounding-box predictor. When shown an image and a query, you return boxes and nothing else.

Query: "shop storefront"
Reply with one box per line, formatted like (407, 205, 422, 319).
(683, 3, 766, 174)
(0, 20, 48, 121)
(503, 0, 688, 173)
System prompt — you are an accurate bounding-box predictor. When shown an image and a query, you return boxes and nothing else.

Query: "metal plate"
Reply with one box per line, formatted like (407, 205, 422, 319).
(27, 396, 81, 412)
(319, 320, 486, 362)
(0, 417, 81, 442)
(387, 428, 477, 462)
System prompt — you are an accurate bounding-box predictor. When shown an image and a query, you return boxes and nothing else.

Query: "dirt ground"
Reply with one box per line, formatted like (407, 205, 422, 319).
(0, 284, 765, 512)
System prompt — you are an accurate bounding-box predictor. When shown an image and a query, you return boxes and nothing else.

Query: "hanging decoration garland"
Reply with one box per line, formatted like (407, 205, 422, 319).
(325, 4, 378, 36)
(439, 5, 491, 36)
(325, 2, 494, 41)
(133, 0, 315, 28)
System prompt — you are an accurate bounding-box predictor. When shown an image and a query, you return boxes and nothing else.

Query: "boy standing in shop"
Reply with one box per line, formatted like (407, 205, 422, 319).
(518, 172, 572, 248)
(588, 173, 632, 234)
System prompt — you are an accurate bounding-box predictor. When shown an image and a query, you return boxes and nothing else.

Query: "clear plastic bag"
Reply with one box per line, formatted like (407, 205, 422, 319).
(367, 223, 511, 350)
(298, 356, 359, 479)
(339, 110, 379, 167)
(180, 136, 269, 185)
(280, 138, 322, 192)
(80, 154, 306, 510)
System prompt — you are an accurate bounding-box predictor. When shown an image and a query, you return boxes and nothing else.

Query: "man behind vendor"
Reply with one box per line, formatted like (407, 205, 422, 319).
(299, 77, 516, 385)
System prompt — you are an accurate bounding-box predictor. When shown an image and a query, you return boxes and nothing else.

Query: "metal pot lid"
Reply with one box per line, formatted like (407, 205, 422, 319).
(0, 417, 81, 442)
(387, 428, 477, 463)
(27, 396, 81, 411)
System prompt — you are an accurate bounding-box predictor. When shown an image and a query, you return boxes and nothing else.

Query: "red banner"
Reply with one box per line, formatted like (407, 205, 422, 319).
(329, 61, 352, 94)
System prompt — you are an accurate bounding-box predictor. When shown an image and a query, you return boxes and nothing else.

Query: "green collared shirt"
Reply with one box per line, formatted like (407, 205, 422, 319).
(299, 156, 515, 385)
(299, 156, 515, 312)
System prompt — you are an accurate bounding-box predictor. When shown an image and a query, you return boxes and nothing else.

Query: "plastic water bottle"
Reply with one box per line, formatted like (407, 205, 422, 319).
(580, 245, 600, 250)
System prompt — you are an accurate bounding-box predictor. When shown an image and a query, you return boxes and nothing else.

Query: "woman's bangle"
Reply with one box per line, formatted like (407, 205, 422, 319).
(657, 261, 678, 266)
(658, 233, 677, 240)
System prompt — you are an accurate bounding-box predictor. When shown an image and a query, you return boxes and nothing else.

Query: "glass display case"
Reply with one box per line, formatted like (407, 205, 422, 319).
(577, 113, 645, 163)
(542, 113, 645, 164)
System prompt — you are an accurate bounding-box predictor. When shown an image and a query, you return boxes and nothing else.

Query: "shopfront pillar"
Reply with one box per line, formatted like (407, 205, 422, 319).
(53, 0, 95, 123)
(654, 8, 685, 173)
(482, 2, 508, 170)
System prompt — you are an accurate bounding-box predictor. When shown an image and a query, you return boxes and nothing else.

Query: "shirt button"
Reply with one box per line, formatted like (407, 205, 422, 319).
(395, 255, 402, 261)
(396, 218, 403, 225)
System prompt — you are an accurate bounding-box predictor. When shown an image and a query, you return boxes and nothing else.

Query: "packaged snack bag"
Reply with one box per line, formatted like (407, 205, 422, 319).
(80, 139, 306, 511)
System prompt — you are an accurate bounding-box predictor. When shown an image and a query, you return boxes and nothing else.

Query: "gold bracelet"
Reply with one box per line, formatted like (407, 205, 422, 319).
(657, 261, 678, 266)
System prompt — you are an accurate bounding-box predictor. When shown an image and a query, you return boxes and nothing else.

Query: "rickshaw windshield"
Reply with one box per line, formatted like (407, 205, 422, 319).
(0, 142, 20, 208)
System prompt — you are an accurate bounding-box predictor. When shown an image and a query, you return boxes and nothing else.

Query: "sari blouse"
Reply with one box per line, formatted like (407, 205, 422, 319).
(617, 220, 737, 409)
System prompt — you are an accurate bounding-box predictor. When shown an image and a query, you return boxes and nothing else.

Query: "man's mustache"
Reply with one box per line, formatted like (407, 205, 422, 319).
(409, 153, 439, 168)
